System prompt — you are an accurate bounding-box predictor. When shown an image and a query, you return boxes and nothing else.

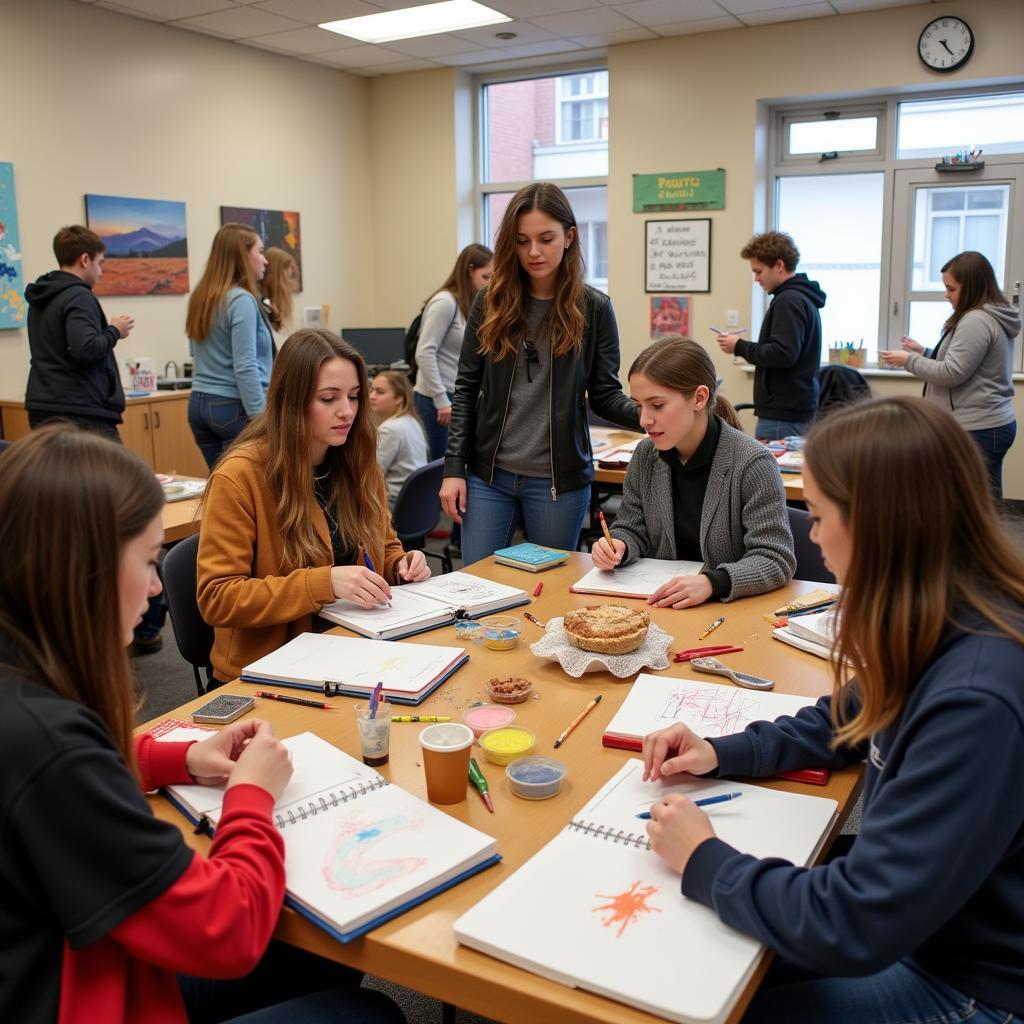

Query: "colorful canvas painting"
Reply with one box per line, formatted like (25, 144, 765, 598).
(220, 205, 302, 289)
(0, 163, 26, 329)
(649, 295, 690, 339)
(85, 194, 189, 296)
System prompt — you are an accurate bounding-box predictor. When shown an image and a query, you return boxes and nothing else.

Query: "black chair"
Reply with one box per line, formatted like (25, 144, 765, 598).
(0, 439, 11, 455)
(817, 364, 871, 416)
(787, 506, 835, 584)
(161, 533, 214, 695)
(392, 458, 453, 574)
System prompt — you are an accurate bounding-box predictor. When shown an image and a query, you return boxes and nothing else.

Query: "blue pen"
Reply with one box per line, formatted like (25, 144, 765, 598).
(369, 680, 383, 719)
(636, 791, 743, 818)
(709, 326, 747, 336)
(362, 550, 392, 608)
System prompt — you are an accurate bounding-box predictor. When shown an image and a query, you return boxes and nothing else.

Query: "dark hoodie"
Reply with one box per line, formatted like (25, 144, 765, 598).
(24, 271, 125, 423)
(734, 273, 827, 423)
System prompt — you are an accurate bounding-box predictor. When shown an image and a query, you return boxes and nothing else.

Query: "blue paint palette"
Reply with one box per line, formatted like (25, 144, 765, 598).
(505, 756, 566, 800)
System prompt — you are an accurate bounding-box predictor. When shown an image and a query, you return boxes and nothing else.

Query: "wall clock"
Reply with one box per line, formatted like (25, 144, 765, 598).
(918, 16, 974, 73)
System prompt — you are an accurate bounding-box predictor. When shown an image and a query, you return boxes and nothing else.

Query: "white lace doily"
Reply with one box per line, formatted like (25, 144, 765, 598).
(530, 617, 673, 678)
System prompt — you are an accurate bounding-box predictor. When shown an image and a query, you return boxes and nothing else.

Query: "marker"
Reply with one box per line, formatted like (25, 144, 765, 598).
(708, 327, 747, 336)
(636, 791, 743, 818)
(533, 581, 544, 598)
(369, 681, 383, 719)
(468, 757, 495, 813)
(553, 694, 603, 749)
(362, 550, 392, 608)
(523, 611, 546, 628)
(698, 615, 725, 640)
(392, 715, 451, 723)
(255, 690, 333, 710)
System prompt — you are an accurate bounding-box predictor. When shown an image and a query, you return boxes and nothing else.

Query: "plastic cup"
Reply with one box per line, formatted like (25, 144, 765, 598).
(355, 701, 392, 766)
(418, 722, 474, 804)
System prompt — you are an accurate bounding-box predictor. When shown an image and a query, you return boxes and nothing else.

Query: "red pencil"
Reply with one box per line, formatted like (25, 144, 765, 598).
(533, 581, 543, 597)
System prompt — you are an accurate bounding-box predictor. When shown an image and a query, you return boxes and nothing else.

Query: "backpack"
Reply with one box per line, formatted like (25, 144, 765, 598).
(403, 299, 458, 384)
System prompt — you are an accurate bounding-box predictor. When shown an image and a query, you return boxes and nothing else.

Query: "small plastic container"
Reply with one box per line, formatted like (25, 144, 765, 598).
(485, 676, 534, 704)
(463, 703, 517, 739)
(481, 615, 521, 651)
(479, 726, 536, 766)
(454, 619, 483, 644)
(506, 756, 567, 800)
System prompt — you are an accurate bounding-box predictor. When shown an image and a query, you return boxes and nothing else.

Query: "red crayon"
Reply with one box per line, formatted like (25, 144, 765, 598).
(533, 581, 543, 598)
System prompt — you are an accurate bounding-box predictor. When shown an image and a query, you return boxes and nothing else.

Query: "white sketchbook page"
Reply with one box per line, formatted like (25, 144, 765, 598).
(282, 782, 497, 937)
(319, 587, 451, 636)
(242, 632, 466, 696)
(572, 557, 705, 598)
(605, 674, 816, 742)
(785, 608, 838, 647)
(400, 571, 526, 613)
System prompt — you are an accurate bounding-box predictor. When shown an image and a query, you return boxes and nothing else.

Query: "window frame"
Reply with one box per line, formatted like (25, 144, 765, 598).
(555, 70, 609, 145)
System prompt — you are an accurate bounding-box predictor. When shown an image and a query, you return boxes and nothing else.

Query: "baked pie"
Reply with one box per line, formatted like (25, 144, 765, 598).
(562, 604, 650, 655)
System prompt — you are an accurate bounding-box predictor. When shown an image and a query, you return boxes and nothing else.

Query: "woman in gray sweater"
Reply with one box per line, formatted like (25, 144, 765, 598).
(881, 251, 1020, 498)
(592, 337, 794, 608)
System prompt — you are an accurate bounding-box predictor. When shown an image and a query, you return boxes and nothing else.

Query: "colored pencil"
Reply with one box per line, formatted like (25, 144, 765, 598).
(636, 792, 743, 818)
(697, 615, 725, 640)
(254, 690, 333, 710)
(553, 694, 603, 749)
(362, 550, 391, 608)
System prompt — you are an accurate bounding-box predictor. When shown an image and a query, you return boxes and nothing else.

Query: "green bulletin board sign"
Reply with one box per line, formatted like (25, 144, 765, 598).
(633, 169, 725, 212)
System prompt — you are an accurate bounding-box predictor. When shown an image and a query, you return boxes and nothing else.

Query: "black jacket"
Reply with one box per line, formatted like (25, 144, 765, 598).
(25, 271, 125, 422)
(445, 286, 641, 495)
(734, 274, 826, 422)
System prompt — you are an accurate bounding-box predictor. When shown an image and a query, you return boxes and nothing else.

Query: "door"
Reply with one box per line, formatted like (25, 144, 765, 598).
(151, 395, 207, 478)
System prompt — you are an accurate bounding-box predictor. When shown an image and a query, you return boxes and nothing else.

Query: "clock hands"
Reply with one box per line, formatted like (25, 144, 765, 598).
(939, 38, 954, 56)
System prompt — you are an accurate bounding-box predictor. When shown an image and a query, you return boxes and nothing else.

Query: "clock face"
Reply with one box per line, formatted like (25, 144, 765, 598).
(918, 17, 974, 73)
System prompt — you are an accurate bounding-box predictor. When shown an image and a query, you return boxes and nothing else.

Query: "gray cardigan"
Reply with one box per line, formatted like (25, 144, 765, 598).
(611, 424, 795, 601)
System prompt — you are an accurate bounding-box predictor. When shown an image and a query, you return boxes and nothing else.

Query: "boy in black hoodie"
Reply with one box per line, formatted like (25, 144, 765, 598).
(716, 231, 826, 440)
(25, 225, 134, 439)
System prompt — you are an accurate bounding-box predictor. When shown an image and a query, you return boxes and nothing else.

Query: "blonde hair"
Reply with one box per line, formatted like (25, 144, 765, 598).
(260, 247, 297, 331)
(186, 223, 261, 341)
(374, 369, 417, 420)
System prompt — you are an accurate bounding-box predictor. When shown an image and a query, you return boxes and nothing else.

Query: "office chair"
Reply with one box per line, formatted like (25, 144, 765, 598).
(391, 458, 453, 574)
(787, 506, 835, 584)
(161, 533, 214, 695)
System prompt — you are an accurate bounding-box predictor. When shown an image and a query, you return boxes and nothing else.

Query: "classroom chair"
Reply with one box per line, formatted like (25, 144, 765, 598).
(391, 458, 453, 574)
(0, 439, 11, 455)
(161, 533, 214, 695)
(787, 506, 836, 584)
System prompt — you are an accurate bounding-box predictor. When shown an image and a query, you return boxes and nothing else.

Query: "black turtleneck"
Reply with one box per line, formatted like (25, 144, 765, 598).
(313, 464, 355, 567)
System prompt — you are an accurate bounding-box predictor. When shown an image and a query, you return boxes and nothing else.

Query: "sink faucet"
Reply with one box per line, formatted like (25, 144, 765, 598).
(164, 360, 179, 379)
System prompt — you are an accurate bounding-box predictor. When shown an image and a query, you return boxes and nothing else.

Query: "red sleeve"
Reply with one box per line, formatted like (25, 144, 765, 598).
(135, 734, 195, 790)
(110, 784, 286, 977)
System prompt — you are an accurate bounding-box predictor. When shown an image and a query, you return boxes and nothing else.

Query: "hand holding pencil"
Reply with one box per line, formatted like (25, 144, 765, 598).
(591, 512, 625, 571)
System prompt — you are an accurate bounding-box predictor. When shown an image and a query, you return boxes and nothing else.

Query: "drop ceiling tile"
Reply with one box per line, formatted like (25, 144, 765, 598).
(439, 46, 517, 65)
(453, 19, 565, 46)
(479, 0, 606, 16)
(312, 42, 411, 65)
(382, 32, 486, 57)
(652, 14, 743, 34)
(532, 6, 644, 37)
(501, 38, 586, 56)
(243, 24, 346, 51)
(250, 0, 379, 23)
(739, 2, 835, 24)
(95, 0, 232, 18)
(173, 6, 306, 37)
(716, 0, 825, 14)
(612, 0, 726, 26)
(829, 0, 921, 10)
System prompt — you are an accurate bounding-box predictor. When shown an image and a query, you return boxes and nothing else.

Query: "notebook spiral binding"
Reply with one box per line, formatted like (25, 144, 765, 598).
(274, 778, 389, 830)
(567, 819, 652, 851)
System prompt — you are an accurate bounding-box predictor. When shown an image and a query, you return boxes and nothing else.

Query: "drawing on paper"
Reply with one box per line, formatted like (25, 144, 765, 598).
(593, 880, 662, 938)
(659, 684, 765, 734)
(322, 815, 427, 897)
(418, 574, 506, 602)
(0, 163, 25, 329)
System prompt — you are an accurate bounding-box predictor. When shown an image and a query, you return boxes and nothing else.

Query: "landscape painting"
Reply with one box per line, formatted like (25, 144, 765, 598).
(85, 194, 188, 296)
(0, 162, 26, 329)
(220, 205, 302, 289)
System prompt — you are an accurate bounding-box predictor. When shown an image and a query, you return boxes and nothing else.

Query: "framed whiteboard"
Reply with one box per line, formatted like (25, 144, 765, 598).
(645, 219, 711, 293)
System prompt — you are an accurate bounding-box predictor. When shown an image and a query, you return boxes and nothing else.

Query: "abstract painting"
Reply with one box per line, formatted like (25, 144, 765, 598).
(0, 163, 25, 329)
(220, 205, 302, 289)
(85, 194, 188, 296)
(649, 295, 690, 339)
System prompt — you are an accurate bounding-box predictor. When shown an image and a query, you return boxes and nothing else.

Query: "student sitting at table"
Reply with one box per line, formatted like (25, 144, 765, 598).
(591, 336, 794, 607)
(642, 396, 1024, 1024)
(369, 369, 429, 511)
(198, 329, 430, 685)
(0, 426, 405, 1024)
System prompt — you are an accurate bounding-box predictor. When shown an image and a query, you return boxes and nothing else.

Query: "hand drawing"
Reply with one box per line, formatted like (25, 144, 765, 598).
(659, 684, 764, 734)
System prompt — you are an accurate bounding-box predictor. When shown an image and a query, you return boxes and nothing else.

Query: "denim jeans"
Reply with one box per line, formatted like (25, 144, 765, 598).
(755, 417, 811, 441)
(968, 421, 1016, 501)
(414, 389, 453, 462)
(743, 957, 1019, 1024)
(460, 469, 590, 567)
(188, 391, 251, 471)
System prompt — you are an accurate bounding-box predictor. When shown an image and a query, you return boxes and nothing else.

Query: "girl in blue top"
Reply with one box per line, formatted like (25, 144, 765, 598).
(186, 223, 274, 470)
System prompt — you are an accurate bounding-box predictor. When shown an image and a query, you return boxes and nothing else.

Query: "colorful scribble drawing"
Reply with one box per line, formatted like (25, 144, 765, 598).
(660, 684, 763, 735)
(322, 815, 427, 897)
(593, 880, 661, 938)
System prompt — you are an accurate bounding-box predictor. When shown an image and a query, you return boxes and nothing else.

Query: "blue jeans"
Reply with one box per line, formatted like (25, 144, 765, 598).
(461, 469, 590, 566)
(188, 391, 251, 471)
(743, 957, 1019, 1024)
(755, 418, 811, 441)
(968, 421, 1016, 501)
(414, 389, 453, 462)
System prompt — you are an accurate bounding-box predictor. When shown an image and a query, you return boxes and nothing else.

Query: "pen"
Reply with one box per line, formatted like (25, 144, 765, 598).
(524, 611, 546, 628)
(553, 694, 603, 749)
(392, 715, 451, 722)
(362, 550, 392, 608)
(698, 615, 725, 640)
(636, 791, 743, 818)
(468, 757, 495, 813)
(369, 681, 383, 719)
(708, 326, 747, 336)
(255, 690, 333, 710)
(533, 581, 543, 598)
(785, 600, 836, 619)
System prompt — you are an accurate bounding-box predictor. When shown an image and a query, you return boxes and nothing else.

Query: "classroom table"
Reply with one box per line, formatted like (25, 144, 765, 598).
(161, 479, 204, 543)
(142, 555, 855, 1024)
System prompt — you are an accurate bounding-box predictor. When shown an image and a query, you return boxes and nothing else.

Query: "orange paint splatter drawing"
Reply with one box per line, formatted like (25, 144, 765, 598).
(593, 880, 662, 938)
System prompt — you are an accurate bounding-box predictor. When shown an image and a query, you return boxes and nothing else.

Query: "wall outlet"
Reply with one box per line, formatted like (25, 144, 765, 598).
(725, 309, 740, 328)
(303, 305, 323, 326)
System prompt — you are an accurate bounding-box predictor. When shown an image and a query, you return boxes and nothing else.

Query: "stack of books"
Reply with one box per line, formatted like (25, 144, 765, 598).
(492, 543, 569, 573)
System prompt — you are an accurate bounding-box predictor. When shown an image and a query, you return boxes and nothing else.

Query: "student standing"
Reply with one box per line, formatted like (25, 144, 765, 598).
(441, 183, 640, 565)
(0, 426, 404, 1024)
(592, 337, 794, 607)
(716, 231, 826, 440)
(643, 396, 1024, 1024)
(880, 250, 1020, 499)
(370, 369, 429, 510)
(259, 246, 299, 335)
(186, 223, 274, 470)
(198, 330, 429, 685)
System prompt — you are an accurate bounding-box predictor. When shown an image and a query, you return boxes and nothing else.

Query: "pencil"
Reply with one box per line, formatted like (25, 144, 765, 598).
(362, 550, 392, 608)
(392, 715, 451, 723)
(698, 615, 725, 640)
(523, 611, 546, 628)
(533, 581, 543, 598)
(597, 510, 614, 548)
(553, 694, 603, 749)
(636, 792, 743, 818)
(255, 690, 333, 710)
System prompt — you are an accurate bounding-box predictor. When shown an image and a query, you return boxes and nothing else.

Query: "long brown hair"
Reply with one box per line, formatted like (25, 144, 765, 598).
(941, 250, 1010, 338)
(233, 329, 387, 572)
(628, 336, 741, 429)
(186, 223, 261, 341)
(260, 247, 297, 331)
(804, 397, 1024, 748)
(0, 426, 165, 777)
(478, 183, 585, 361)
(428, 243, 493, 320)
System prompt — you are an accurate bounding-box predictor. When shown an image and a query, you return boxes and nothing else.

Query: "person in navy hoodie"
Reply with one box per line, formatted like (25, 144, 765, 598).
(643, 396, 1024, 1023)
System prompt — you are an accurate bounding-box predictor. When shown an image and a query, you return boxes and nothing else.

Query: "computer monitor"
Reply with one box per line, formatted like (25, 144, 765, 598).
(340, 327, 407, 367)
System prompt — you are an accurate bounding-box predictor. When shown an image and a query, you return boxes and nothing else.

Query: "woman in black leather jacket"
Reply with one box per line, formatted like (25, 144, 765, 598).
(440, 183, 640, 565)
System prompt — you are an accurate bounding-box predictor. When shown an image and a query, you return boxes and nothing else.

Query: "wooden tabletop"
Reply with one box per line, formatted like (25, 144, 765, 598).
(141, 555, 854, 1024)
(161, 478, 203, 543)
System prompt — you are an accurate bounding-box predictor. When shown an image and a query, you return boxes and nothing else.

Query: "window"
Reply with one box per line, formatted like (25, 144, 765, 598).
(896, 93, 1024, 160)
(557, 72, 608, 144)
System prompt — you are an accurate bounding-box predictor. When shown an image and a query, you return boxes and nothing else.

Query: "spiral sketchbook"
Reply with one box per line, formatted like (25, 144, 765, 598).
(570, 558, 705, 599)
(166, 732, 500, 943)
(455, 759, 836, 1024)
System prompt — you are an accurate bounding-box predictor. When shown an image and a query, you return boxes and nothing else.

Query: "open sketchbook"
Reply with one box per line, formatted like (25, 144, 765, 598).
(602, 673, 828, 785)
(241, 632, 468, 705)
(455, 759, 836, 1024)
(319, 571, 529, 640)
(571, 558, 704, 599)
(166, 732, 500, 944)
